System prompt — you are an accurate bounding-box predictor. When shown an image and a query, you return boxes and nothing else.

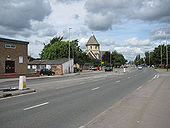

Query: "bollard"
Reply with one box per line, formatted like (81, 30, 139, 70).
(19, 76, 26, 90)
(123, 68, 126, 73)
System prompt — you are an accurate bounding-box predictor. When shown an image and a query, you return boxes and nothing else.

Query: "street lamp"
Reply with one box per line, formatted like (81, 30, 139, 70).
(69, 27, 72, 73)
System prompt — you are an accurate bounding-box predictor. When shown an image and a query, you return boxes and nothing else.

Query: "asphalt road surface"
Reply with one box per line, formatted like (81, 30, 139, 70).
(0, 68, 156, 128)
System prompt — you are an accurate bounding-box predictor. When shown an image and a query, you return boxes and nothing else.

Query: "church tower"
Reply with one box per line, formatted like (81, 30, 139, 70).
(86, 34, 100, 59)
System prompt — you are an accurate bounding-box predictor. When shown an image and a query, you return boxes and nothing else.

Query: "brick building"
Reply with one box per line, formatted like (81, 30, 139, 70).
(0, 37, 29, 74)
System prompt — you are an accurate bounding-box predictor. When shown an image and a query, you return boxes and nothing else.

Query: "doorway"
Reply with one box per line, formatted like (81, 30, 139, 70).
(5, 61, 15, 73)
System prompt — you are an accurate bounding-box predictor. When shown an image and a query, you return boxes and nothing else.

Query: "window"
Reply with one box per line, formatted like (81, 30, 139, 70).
(5, 44, 16, 49)
(19, 56, 23, 63)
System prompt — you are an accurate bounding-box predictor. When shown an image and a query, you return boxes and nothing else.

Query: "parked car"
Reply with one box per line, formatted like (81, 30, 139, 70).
(89, 67, 99, 71)
(105, 67, 113, 72)
(40, 69, 55, 76)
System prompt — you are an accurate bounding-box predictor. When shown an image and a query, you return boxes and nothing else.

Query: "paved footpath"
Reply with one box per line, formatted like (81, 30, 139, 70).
(81, 69, 170, 128)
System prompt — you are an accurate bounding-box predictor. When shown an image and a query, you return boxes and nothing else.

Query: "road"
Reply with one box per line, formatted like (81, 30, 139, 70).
(0, 68, 156, 128)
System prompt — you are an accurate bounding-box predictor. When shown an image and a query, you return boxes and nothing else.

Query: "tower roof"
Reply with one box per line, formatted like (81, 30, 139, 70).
(86, 34, 99, 45)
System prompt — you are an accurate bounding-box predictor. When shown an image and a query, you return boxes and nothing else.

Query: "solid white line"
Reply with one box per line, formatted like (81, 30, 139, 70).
(116, 80, 120, 83)
(24, 102, 49, 111)
(91, 87, 100, 91)
(0, 92, 37, 101)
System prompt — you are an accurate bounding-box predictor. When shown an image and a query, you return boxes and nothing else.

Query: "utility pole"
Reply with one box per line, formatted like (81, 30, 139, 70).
(160, 39, 162, 65)
(110, 50, 112, 67)
(69, 28, 72, 73)
(149, 51, 150, 67)
(166, 35, 168, 71)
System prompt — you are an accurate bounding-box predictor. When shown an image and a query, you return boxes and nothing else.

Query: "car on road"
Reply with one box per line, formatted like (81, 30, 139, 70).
(105, 67, 113, 72)
(39, 69, 55, 76)
(138, 66, 143, 70)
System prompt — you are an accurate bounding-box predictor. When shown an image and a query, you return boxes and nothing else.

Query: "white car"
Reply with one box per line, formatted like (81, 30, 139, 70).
(138, 66, 143, 70)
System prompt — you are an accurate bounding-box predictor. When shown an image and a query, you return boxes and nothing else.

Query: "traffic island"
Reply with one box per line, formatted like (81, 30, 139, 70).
(0, 88, 36, 98)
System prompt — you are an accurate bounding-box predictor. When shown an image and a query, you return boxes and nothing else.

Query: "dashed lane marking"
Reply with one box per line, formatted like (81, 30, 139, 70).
(24, 102, 49, 111)
(116, 80, 120, 83)
(91, 87, 100, 91)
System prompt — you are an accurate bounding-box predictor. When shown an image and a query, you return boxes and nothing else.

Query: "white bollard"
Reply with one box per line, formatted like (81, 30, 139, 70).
(19, 76, 26, 90)
(123, 68, 126, 73)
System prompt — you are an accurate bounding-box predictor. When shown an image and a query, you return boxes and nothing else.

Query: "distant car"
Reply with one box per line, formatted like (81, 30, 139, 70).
(138, 66, 143, 70)
(105, 67, 113, 72)
(40, 69, 55, 76)
(89, 67, 99, 71)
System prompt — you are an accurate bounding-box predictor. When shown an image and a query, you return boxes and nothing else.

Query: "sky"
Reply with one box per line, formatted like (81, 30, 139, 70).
(0, 0, 170, 61)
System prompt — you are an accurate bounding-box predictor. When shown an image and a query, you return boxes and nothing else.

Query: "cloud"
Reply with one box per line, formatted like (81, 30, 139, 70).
(84, 0, 170, 31)
(150, 24, 170, 40)
(78, 38, 88, 49)
(0, 0, 51, 37)
(124, 37, 151, 46)
(101, 39, 116, 46)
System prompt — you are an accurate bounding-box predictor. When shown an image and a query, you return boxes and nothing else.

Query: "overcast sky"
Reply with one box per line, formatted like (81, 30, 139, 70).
(0, 0, 170, 61)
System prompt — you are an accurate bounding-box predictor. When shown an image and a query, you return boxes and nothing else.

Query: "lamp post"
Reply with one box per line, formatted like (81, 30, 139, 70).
(69, 28, 72, 73)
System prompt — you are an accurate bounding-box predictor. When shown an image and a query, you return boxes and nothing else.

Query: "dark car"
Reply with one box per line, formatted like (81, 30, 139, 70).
(40, 69, 55, 76)
(105, 67, 113, 72)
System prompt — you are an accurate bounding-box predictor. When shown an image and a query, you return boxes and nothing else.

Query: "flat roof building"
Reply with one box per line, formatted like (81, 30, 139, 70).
(0, 37, 29, 74)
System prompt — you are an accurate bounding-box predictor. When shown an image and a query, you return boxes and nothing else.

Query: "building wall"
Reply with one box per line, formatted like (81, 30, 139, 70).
(86, 45, 100, 59)
(62, 59, 74, 74)
(0, 41, 28, 74)
(51, 65, 63, 75)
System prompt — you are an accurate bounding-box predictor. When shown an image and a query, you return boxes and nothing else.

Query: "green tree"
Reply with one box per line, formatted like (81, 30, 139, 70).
(112, 51, 127, 67)
(40, 36, 91, 65)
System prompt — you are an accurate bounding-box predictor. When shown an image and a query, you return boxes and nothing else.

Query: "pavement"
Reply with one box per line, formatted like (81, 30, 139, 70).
(81, 69, 170, 128)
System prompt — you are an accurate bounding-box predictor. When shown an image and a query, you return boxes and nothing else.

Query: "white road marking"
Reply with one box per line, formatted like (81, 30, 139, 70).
(137, 86, 143, 90)
(127, 77, 130, 79)
(152, 75, 157, 79)
(91, 87, 100, 91)
(116, 80, 120, 83)
(24, 102, 49, 111)
(157, 75, 159, 78)
(0, 92, 37, 101)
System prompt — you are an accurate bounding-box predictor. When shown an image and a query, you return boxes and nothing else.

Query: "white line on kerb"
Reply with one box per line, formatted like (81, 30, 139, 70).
(24, 102, 49, 111)
(91, 87, 100, 91)
(116, 80, 120, 83)
(152, 75, 157, 79)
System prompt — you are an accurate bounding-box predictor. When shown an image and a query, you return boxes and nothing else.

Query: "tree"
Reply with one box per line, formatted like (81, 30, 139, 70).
(28, 56, 35, 61)
(144, 44, 170, 67)
(102, 51, 112, 66)
(111, 51, 127, 67)
(40, 36, 91, 65)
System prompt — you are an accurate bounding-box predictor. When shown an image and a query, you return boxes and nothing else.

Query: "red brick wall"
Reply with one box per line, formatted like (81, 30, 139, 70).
(51, 65, 63, 75)
(0, 41, 28, 74)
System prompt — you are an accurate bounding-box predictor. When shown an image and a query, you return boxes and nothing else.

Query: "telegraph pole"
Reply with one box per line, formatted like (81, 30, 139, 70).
(166, 35, 168, 71)
(149, 51, 150, 67)
(160, 39, 162, 65)
(69, 28, 72, 73)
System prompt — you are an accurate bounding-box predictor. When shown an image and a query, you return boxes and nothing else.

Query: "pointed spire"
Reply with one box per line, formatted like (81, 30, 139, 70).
(86, 33, 99, 45)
